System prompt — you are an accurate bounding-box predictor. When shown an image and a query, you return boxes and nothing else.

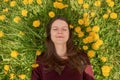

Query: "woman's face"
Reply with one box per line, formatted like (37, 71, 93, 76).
(50, 19, 69, 45)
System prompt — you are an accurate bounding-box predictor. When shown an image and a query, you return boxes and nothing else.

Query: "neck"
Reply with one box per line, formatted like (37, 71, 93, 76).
(54, 44, 67, 58)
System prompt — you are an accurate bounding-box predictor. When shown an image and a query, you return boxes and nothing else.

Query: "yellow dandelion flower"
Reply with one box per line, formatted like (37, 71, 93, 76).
(87, 50, 95, 58)
(83, 38, 88, 44)
(69, 24, 74, 29)
(33, 20, 40, 27)
(101, 57, 107, 62)
(13, 16, 21, 23)
(92, 43, 99, 50)
(10, 50, 19, 58)
(118, 21, 120, 25)
(107, 9, 111, 13)
(108, 1, 114, 7)
(36, 50, 41, 56)
(10, 1, 16, 7)
(4, 0, 8, 2)
(0, 15, 6, 21)
(48, 11, 55, 18)
(19, 31, 25, 36)
(0, 31, 4, 38)
(93, 33, 99, 40)
(83, 12, 88, 18)
(2, 8, 9, 12)
(53, 1, 68, 9)
(36, 0, 42, 5)
(10, 73, 15, 79)
(18, 74, 26, 79)
(78, 0, 83, 4)
(86, 27, 91, 32)
(91, 12, 96, 17)
(84, 21, 90, 27)
(92, 25, 100, 32)
(28, 0, 33, 4)
(101, 65, 111, 77)
(89, 31, 96, 37)
(83, 3, 89, 9)
(74, 26, 81, 33)
(58, 0, 63, 2)
(78, 31, 84, 37)
(23, 0, 28, 5)
(78, 19, 84, 25)
(110, 12, 117, 19)
(103, 14, 109, 19)
(106, 0, 112, 3)
(32, 63, 39, 68)
(4, 65, 10, 71)
(94, 0, 101, 7)
(96, 39, 103, 46)
(83, 17, 89, 22)
(21, 9, 28, 16)
(83, 45, 88, 50)
(86, 36, 94, 43)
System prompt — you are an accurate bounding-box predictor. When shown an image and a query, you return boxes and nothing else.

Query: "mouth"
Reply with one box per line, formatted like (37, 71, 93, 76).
(56, 36, 64, 38)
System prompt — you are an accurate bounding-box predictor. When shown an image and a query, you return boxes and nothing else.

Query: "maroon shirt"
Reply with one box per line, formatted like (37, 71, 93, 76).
(31, 53, 94, 80)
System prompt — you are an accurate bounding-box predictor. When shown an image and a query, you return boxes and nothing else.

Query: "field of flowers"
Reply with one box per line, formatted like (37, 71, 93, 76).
(0, 0, 120, 80)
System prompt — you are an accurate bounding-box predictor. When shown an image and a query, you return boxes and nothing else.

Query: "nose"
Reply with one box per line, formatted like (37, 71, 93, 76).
(58, 29, 62, 34)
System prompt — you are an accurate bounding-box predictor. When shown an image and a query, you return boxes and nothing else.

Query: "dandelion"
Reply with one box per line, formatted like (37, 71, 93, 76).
(78, 19, 84, 25)
(4, 65, 10, 71)
(19, 31, 25, 36)
(106, 0, 112, 3)
(0, 15, 6, 21)
(4, 0, 8, 2)
(110, 12, 117, 19)
(92, 25, 100, 32)
(23, 0, 28, 5)
(48, 11, 55, 18)
(78, 31, 84, 37)
(74, 26, 81, 33)
(103, 14, 109, 19)
(94, 0, 101, 7)
(10, 73, 15, 79)
(13, 16, 21, 23)
(101, 57, 107, 62)
(83, 13, 88, 18)
(10, 50, 19, 58)
(53, 1, 68, 9)
(36, 0, 42, 5)
(108, 1, 114, 7)
(83, 3, 89, 9)
(96, 39, 103, 46)
(28, 0, 33, 4)
(101, 65, 111, 77)
(84, 21, 90, 27)
(21, 9, 28, 16)
(32, 63, 39, 68)
(33, 20, 40, 27)
(2, 8, 9, 12)
(90, 12, 96, 17)
(10, 1, 16, 7)
(87, 50, 95, 58)
(0, 31, 4, 38)
(69, 24, 74, 29)
(36, 50, 41, 56)
(86, 27, 91, 32)
(78, 0, 83, 4)
(83, 45, 88, 50)
(18, 74, 26, 79)
(92, 43, 99, 50)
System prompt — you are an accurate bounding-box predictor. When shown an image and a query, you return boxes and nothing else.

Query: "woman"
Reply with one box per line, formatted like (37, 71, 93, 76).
(31, 16, 94, 80)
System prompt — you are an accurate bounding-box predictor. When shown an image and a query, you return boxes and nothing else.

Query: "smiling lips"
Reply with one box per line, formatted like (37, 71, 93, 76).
(56, 36, 64, 38)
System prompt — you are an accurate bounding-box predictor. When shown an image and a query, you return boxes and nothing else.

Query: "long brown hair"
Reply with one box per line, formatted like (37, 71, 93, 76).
(42, 16, 87, 74)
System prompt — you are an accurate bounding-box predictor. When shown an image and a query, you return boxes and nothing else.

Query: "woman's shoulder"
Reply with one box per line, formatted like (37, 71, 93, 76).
(35, 52, 45, 64)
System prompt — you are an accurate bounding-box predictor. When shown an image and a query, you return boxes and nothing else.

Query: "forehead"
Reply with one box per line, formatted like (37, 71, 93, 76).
(51, 19, 68, 27)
